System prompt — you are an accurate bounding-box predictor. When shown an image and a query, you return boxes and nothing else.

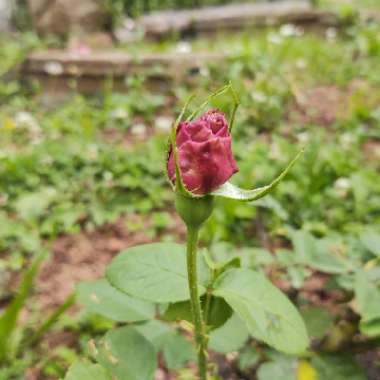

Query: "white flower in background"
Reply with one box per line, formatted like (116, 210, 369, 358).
(340, 133, 354, 148)
(199, 66, 210, 77)
(335, 178, 351, 190)
(176, 41, 192, 54)
(296, 59, 308, 70)
(131, 123, 147, 136)
(114, 18, 140, 43)
(103, 171, 114, 181)
(297, 132, 310, 144)
(155, 116, 173, 132)
(326, 27, 337, 41)
(334, 177, 351, 197)
(44, 61, 64, 76)
(267, 32, 282, 45)
(269, 142, 282, 160)
(280, 24, 303, 37)
(226, 352, 239, 361)
(15, 111, 40, 133)
(88, 144, 99, 160)
(251, 91, 267, 103)
(103, 171, 114, 188)
(110, 108, 129, 120)
(15, 111, 42, 144)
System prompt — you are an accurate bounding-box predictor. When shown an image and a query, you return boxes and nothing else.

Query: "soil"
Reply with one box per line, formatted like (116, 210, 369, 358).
(290, 84, 347, 126)
(7, 81, 380, 379)
(288, 80, 378, 127)
(36, 212, 186, 310)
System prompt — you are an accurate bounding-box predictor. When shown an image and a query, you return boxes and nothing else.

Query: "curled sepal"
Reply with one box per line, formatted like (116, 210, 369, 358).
(186, 83, 240, 132)
(169, 95, 202, 199)
(211, 149, 304, 201)
(186, 84, 230, 122)
(228, 82, 240, 132)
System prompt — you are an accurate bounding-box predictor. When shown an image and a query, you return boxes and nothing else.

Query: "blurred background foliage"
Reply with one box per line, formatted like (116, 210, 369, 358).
(1, 0, 380, 378)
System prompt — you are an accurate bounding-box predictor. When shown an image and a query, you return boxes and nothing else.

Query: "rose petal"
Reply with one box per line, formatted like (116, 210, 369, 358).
(200, 109, 229, 137)
(176, 122, 191, 147)
(167, 109, 238, 195)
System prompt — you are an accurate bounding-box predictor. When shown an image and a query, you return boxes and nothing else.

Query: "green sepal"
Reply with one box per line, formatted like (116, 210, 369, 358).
(186, 83, 240, 132)
(212, 149, 304, 201)
(169, 94, 201, 199)
(186, 84, 231, 122)
(175, 193, 214, 229)
(228, 82, 240, 132)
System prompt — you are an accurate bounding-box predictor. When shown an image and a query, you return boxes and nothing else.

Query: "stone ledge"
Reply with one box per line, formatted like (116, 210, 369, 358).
(123, 1, 339, 39)
(19, 50, 228, 93)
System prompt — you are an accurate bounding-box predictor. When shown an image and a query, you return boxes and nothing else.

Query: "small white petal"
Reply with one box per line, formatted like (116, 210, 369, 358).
(44, 61, 64, 76)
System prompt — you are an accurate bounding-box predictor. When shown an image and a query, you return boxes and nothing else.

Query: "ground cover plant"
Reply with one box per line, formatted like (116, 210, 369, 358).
(1, 1, 380, 378)
(62, 87, 309, 380)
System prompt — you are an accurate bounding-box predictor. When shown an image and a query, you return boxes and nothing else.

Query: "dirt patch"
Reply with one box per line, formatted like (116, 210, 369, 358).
(289, 85, 347, 126)
(288, 80, 378, 127)
(36, 212, 186, 310)
(363, 139, 380, 162)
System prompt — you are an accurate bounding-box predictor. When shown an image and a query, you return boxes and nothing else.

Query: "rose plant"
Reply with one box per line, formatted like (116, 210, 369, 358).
(64, 85, 308, 380)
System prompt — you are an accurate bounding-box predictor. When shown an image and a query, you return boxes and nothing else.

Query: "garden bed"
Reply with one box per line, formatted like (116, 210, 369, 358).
(1, 2, 380, 378)
(20, 50, 227, 94)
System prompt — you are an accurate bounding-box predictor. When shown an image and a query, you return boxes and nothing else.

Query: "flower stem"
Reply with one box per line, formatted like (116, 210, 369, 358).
(186, 226, 208, 380)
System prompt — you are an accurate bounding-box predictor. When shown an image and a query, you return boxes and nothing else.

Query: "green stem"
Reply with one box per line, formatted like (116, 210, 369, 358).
(203, 287, 213, 326)
(186, 226, 208, 380)
(28, 293, 75, 347)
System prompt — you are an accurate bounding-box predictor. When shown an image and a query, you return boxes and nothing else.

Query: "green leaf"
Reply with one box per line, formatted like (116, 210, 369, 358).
(355, 270, 380, 337)
(76, 279, 155, 322)
(217, 256, 242, 274)
(206, 296, 234, 329)
(311, 354, 367, 380)
(162, 300, 193, 324)
(134, 320, 171, 351)
(287, 266, 309, 289)
(291, 231, 352, 274)
(238, 346, 260, 371)
(301, 308, 334, 339)
(360, 229, 380, 256)
(214, 269, 309, 354)
(15, 187, 56, 221)
(0, 251, 46, 362)
(134, 320, 195, 369)
(212, 150, 303, 201)
(95, 326, 156, 380)
(106, 243, 209, 303)
(257, 355, 297, 380)
(163, 296, 232, 330)
(65, 361, 111, 380)
(161, 332, 196, 369)
(209, 313, 249, 353)
(360, 318, 380, 337)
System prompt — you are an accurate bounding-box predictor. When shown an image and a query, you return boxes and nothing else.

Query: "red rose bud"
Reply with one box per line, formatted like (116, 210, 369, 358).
(167, 110, 238, 195)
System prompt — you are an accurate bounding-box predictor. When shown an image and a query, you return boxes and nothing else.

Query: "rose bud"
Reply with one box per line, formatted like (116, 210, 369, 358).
(167, 109, 238, 195)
